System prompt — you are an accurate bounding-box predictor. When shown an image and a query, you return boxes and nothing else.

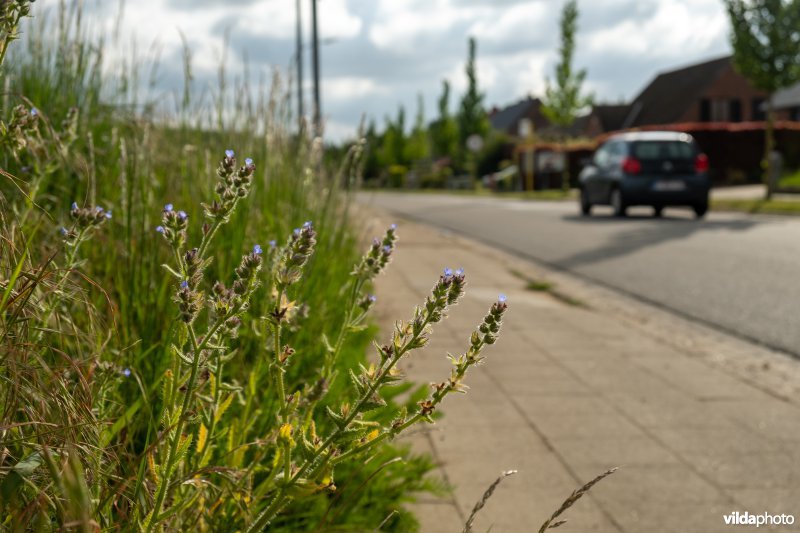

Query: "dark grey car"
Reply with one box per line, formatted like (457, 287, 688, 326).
(579, 131, 710, 218)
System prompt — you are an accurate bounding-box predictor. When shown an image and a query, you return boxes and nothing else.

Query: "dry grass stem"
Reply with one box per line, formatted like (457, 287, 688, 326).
(537, 467, 618, 532)
(462, 469, 518, 533)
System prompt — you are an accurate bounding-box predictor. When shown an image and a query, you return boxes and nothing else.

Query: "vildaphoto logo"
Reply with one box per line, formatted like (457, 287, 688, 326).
(723, 511, 795, 527)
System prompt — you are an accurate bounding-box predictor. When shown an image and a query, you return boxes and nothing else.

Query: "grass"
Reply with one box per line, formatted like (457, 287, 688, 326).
(509, 269, 586, 308)
(712, 198, 800, 215)
(778, 169, 800, 189)
(373, 187, 577, 201)
(1, 3, 445, 530)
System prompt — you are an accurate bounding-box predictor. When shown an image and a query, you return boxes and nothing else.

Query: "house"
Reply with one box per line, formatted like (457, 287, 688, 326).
(488, 96, 551, 138)
(773, 84, 800, 121)
(620, 55, 772, 128)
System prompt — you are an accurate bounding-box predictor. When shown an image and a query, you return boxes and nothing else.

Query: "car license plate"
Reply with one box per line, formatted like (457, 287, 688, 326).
(653, 180, 686, 191)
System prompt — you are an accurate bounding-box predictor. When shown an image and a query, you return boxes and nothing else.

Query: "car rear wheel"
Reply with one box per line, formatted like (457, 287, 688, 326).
(580, 189, 592, 216)
(610, 188, 627, 217)
(693, 201, 708, 218)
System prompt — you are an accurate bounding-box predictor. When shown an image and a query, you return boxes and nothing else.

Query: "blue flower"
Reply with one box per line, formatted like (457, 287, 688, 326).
(443, 267, 454, 277)
(390, 223, 397, 230)
(382, 245, 391, 254)
(245, 157, 253, 166)
(60, 227, 68, 236)
(71, 202, 78, 210)
(498, 294, 507, 303)
(177, 210, 188, 220)
(180, 280, 189, 289)
(105, 211, 112, 219)
(455, 268, 464, 276)
(156, 226, 165, 234)
(253, 244, 263, 255)
(368, 294, 377, 303)
(30, 107, 38, 116)
(225, 149, 235, 159)
(164, 203, 173, 212)
(293, 228, 301, 236)
(269, 240, 277, 249)
(302, 221, 312, 228)
(122, 368, 131, 377)
(96, 206, 103, 213)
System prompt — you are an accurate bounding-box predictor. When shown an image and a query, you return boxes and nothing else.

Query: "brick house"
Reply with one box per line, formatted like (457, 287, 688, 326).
(488, 96, 552, 138)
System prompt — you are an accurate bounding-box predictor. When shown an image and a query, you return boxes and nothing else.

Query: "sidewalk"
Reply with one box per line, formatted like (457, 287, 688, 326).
(364, 211, 800, 533)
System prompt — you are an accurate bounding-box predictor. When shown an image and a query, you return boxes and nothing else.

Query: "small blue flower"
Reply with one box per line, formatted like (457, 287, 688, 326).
(455, 268, 464, 276)
(498, 294, 507, 303)
(245, 157, 253, 166)
(122, 368, 131, 377)
(156, 226, 165, 234)
(302, 221, 312, 228)
(164, 203, 173, 212)
(390, 223, 397, 230)
(30, 107, 38, 116)
(177, 210, 188, 220)
(60, 227, 68, 236)
(180, 280, 189, 289)
(382, 245, 391, 254)
(368, 294, 377, 303)
(444, 267, 454, 277)
(105, 211, 112, 219)
(96, 206, 103, 213)
(225, 149, 234, 159)
(71, 202, 78, 210)
(269, 240, 277, 249)
(253, 244, 263, 255)
(293, 228, 301, 236)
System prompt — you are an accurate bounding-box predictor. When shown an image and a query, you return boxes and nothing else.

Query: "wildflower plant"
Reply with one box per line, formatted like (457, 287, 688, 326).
(129, 147, 508, 531)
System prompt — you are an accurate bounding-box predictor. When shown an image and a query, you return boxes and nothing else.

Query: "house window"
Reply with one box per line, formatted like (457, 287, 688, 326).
(700, 99, 711, 122)
(752, 98, 766, 121)
(730, 99, 742, 122)
(710, 99, 730, 121)
(700, 99, 737, 122)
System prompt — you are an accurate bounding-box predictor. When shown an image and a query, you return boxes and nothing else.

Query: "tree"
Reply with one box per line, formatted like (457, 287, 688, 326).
(725, 0, 800, 199)
(457, 37, 489, 174)
(430, 80, 459, 160)
(405, 93, 430, 163)
(540, 0, 592, 191)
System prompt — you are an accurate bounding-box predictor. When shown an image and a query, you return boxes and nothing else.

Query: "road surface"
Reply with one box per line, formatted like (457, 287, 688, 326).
(359, 192, 800, 357)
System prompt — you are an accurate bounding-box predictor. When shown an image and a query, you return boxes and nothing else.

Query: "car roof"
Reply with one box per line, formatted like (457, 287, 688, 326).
(608, 131, 694, 143)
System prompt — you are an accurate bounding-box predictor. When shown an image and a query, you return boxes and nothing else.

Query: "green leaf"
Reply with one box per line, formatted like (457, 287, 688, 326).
(161, 263, 184, 279)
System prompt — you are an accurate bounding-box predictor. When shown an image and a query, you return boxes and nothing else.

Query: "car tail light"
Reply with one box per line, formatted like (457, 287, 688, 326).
(622, 157, 641, 175)
(695, 153, 709, 173)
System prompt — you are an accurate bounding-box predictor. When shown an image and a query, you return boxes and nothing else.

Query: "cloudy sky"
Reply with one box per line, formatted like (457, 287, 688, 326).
(38, 0, 732, 140)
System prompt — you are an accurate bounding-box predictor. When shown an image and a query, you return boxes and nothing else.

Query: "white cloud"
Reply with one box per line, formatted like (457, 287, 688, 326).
(324, 77, 386, 101)
(586, 0, 727, 60)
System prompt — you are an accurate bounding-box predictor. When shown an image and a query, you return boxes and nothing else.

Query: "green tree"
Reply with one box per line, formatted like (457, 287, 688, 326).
(405, 93, 430, 163)
(725, 0, 800, 199)
(541, 0, 592, 191)
(457, 37, 489, 175)
(430, 80, 459, 160)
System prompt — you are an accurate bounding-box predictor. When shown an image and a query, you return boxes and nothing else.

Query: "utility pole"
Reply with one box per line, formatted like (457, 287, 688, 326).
(295, 0, 304, 131)
(311, 0, 322, 138)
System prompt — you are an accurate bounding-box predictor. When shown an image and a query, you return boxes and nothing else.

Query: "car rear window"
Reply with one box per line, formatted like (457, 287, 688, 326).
(632, 141, 695, 160)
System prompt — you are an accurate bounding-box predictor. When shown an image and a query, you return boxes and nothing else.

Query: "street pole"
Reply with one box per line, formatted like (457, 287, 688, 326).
(295, 0, 304, 132)
(310, 0, 321, 139)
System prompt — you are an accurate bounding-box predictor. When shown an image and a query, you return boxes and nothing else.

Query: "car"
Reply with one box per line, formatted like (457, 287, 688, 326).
(578, 131, 711, 218)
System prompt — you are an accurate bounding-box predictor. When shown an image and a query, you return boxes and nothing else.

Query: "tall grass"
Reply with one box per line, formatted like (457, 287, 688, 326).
(1, 2, 448, 530)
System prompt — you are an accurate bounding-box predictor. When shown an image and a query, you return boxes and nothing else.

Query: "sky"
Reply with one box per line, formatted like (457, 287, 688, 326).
(36, 0, 732, 141)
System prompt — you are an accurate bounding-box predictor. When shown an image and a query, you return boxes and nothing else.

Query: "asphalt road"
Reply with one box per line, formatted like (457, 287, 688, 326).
(359, 192, 800, 357)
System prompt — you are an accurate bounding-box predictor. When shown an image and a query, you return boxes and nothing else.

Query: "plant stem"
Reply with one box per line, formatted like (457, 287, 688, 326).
(147, 326, 202, 532)
(246, 314, 432, 533)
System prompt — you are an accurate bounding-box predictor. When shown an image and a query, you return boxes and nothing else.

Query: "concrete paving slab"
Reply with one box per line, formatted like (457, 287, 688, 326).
(360, 208, 800, 532)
